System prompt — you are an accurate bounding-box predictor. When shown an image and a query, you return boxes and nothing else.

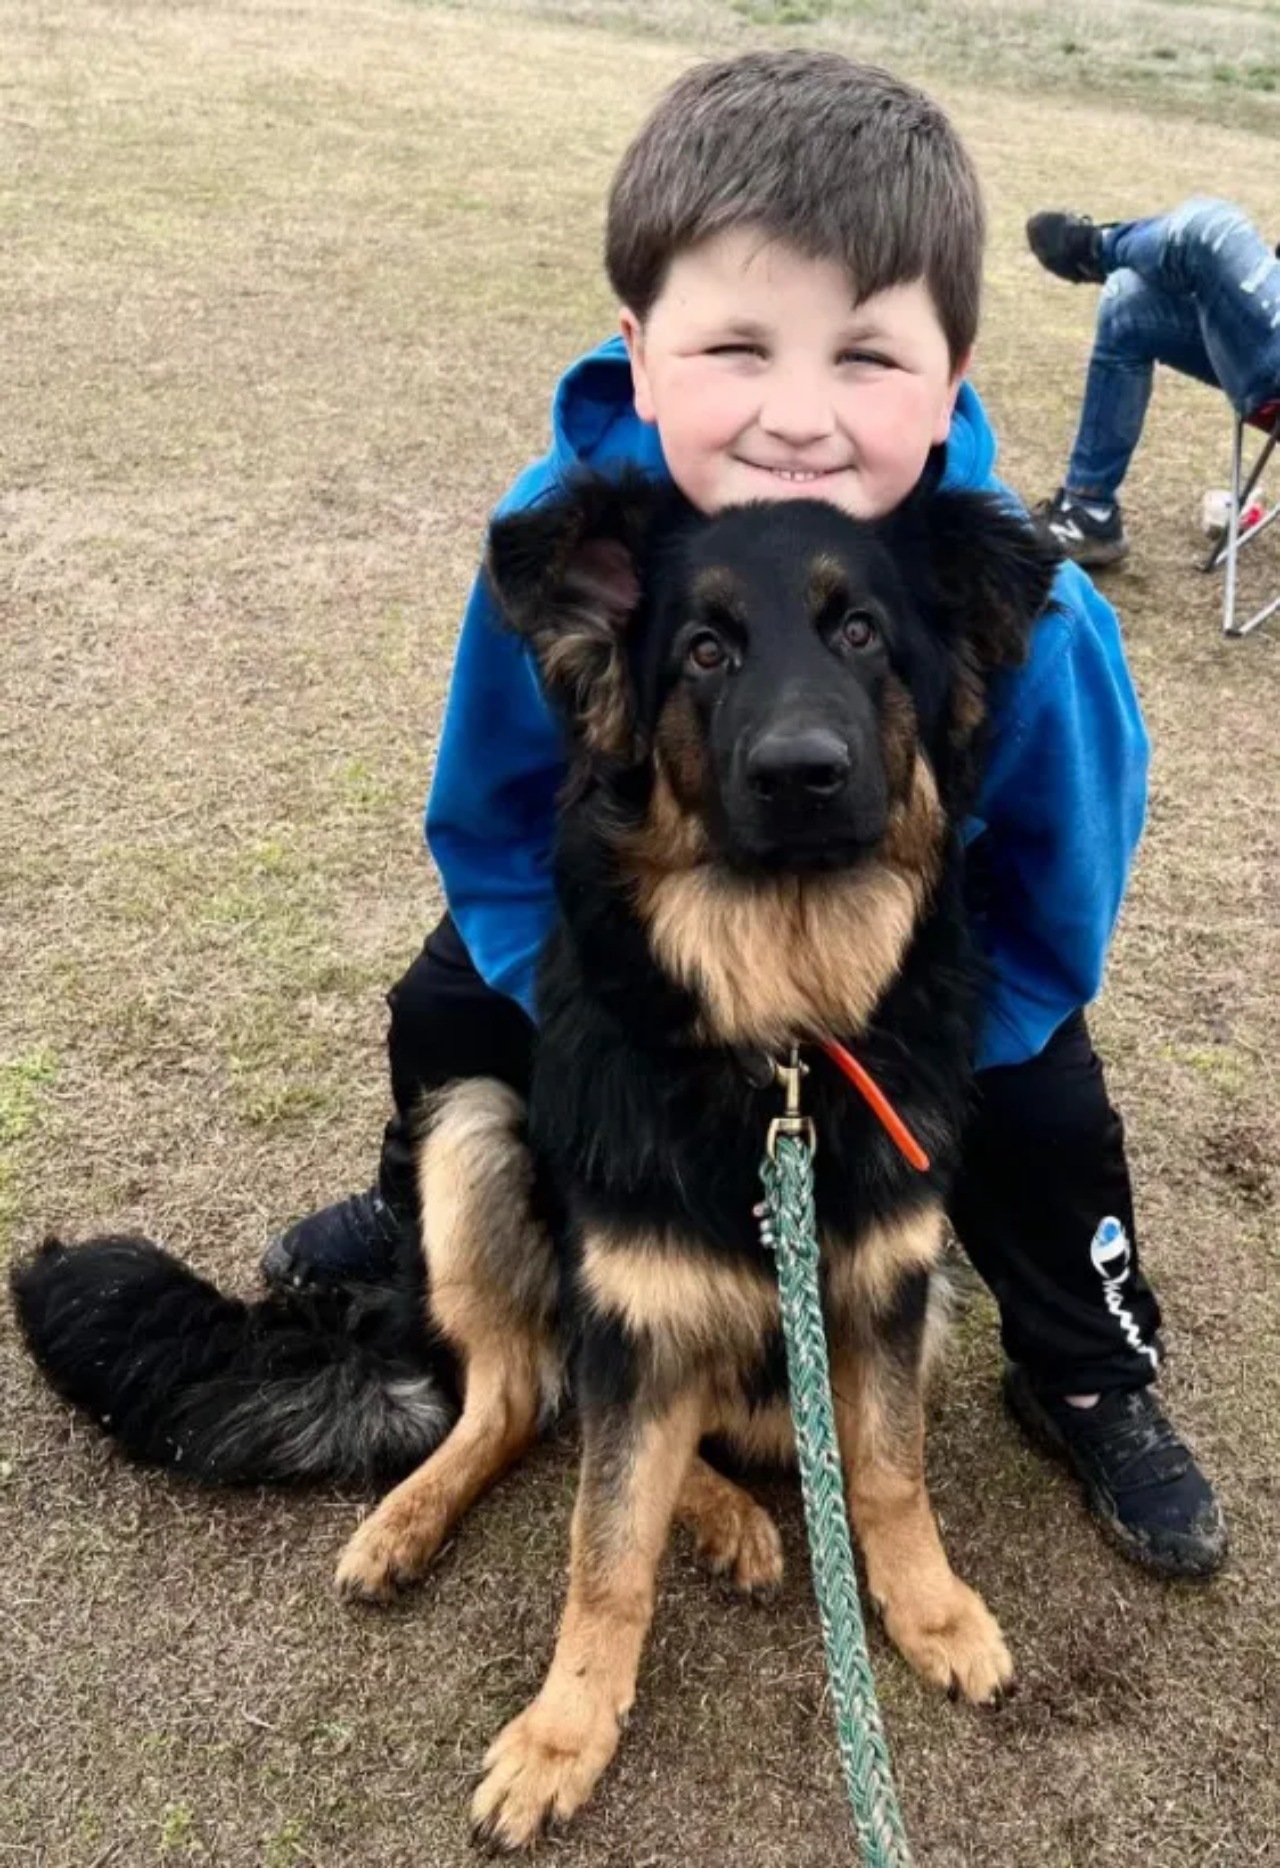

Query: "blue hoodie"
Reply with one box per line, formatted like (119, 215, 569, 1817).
(426, 336, 1148, 1070)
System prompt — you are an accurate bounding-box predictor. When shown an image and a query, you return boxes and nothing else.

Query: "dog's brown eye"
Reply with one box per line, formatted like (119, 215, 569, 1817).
(839, 609, 878, 651)
(686, 630, 728, 672)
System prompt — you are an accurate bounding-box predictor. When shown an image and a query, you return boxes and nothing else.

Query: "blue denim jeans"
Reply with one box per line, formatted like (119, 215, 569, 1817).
(1066, 198, 1280, 501)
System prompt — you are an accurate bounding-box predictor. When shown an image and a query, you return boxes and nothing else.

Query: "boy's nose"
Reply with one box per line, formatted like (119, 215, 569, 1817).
(757, 371, 838, 446)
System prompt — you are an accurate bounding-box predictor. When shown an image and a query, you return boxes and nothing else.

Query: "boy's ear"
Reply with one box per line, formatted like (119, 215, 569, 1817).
(933, 348, 972, 445)
(484, 473, 668, 762)
(914, 489, 1062, 740)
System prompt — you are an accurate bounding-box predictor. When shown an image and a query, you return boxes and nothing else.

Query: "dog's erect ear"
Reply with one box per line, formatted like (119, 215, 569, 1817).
(911, 489, 1061, 744)
(485, 473, 670, 762)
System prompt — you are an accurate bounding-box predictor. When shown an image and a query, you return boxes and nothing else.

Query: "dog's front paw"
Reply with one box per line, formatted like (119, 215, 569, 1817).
(333, 1498, 444, 1603)
(882, 1577, 1014, 1706)
(690, 1489, 784, 1593)
(470, 1690, 621, 1850)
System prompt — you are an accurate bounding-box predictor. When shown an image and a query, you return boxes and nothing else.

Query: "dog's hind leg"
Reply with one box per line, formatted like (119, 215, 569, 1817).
(472, 1383, 705, 1851)
(832, 1229, 1013, 1706)
(674, 1454, 783, 1592)
(336, 1081, 559, 1603)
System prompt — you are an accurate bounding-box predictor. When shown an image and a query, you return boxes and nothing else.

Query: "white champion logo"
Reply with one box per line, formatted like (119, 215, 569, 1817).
(1089, 1217, 1158, 1368)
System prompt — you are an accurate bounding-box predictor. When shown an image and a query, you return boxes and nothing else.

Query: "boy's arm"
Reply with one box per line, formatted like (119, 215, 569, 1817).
(425, 560, 565, 1021)
(423, 338, 666, 1016)
(969, 562, 1149, 1070)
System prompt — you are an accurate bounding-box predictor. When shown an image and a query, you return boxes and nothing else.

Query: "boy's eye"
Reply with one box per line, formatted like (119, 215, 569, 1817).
(838, 609, 878, 651)
(706, 343, 764, 359)
(686, 629, 730, 672)
(838, 350, 893, 369)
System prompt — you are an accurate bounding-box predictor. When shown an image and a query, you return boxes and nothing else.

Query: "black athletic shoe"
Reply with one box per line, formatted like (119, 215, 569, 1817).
(1004, 1365, 1227, 1579)
(261, 1185, 410, 1293)
(1026, 210, 1111, 285)
(1032, 487, 1130, 568)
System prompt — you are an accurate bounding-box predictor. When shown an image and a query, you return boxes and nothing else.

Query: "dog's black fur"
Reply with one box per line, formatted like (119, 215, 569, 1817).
(12, 471, 1057, 1481)
(508, 484, 1047, 1397)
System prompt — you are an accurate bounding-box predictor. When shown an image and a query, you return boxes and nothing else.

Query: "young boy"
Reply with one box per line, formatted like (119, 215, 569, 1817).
(264, 51, 1225, 1577)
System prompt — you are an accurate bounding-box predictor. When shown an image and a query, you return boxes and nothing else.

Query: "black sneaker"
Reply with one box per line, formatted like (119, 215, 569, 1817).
(1033, 487, 1130, 568)
(261, 1186, 410, 1293)
(1004, 1365, 1227, 1579)
(1026, 210, 1110, 285)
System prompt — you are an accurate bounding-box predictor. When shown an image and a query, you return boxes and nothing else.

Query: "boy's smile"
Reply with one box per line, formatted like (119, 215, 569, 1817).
(621, 228, 967, 522)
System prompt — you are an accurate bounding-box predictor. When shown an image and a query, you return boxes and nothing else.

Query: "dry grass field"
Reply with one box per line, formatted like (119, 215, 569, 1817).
(3, 2, 1278, 1863)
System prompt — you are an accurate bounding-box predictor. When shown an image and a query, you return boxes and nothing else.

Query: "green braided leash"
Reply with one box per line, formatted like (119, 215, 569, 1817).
(759, 1120, 913, 1867)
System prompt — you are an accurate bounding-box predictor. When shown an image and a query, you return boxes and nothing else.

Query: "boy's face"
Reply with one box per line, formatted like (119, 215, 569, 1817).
(620, 228, 966, 522)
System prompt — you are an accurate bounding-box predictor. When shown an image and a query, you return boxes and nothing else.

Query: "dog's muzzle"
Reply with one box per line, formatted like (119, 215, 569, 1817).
(729, 719, 888, 865)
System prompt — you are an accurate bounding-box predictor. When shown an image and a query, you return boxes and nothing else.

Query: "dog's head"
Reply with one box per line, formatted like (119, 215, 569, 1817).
(486, 473, 1058, 877)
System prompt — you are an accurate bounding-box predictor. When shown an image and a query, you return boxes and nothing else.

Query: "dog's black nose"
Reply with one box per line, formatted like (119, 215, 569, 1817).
(746, 726, 851, 802)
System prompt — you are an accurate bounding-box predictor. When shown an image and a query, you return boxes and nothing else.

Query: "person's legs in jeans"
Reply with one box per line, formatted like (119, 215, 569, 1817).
(1063, 275, 1216, 504)
(1065, 199, 1280, 503)
(262, 914, 536, 1287)
(1100, 199, 1280, 417)
(948, 1011, 1226, 1576)
(1033, 197, 1280, 563)
(1033, 278, 1211, 562)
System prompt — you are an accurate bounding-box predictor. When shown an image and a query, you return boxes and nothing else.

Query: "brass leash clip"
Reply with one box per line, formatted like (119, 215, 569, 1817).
(766, 1045, 817, 1160)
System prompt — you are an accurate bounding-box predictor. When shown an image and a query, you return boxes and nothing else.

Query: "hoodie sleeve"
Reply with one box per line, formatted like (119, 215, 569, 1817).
(424, 464, 567, 1020)
(422, 339, 667, 1019)
(969, 560, 1149, 1070)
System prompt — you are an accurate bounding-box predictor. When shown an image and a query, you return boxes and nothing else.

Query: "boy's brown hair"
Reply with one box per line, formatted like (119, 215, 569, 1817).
(605, 49, 985, 368)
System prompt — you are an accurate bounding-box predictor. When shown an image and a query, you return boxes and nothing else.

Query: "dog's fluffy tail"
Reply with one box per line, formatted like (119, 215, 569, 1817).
(10, 1235, 454, 1487)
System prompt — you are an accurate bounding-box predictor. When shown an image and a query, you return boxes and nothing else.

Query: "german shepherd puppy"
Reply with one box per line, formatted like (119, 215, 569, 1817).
(13, 472, 1057, 1850)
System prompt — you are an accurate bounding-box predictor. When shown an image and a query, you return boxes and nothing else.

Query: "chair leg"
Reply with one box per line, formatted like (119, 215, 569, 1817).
(1232, 469, 1280, 634)
(1234, 593, 1280, 638)
(1222, 412, 1244, 637)
(1209, 407, 1280, 637)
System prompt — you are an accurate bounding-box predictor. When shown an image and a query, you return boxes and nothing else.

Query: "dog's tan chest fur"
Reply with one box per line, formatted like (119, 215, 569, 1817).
(625, 752, 944, 1050)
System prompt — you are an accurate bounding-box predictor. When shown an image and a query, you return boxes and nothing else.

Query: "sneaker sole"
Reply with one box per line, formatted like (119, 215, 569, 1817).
(1002, 1372, 1227, 1580)
(1033, 511, 1130, 570)
(1071, 537, 1130, 571)
(1029, 258, 1107, 287)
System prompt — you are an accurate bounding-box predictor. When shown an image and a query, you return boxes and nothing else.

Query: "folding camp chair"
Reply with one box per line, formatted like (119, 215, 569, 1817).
(1201, 398, 1280, 638)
